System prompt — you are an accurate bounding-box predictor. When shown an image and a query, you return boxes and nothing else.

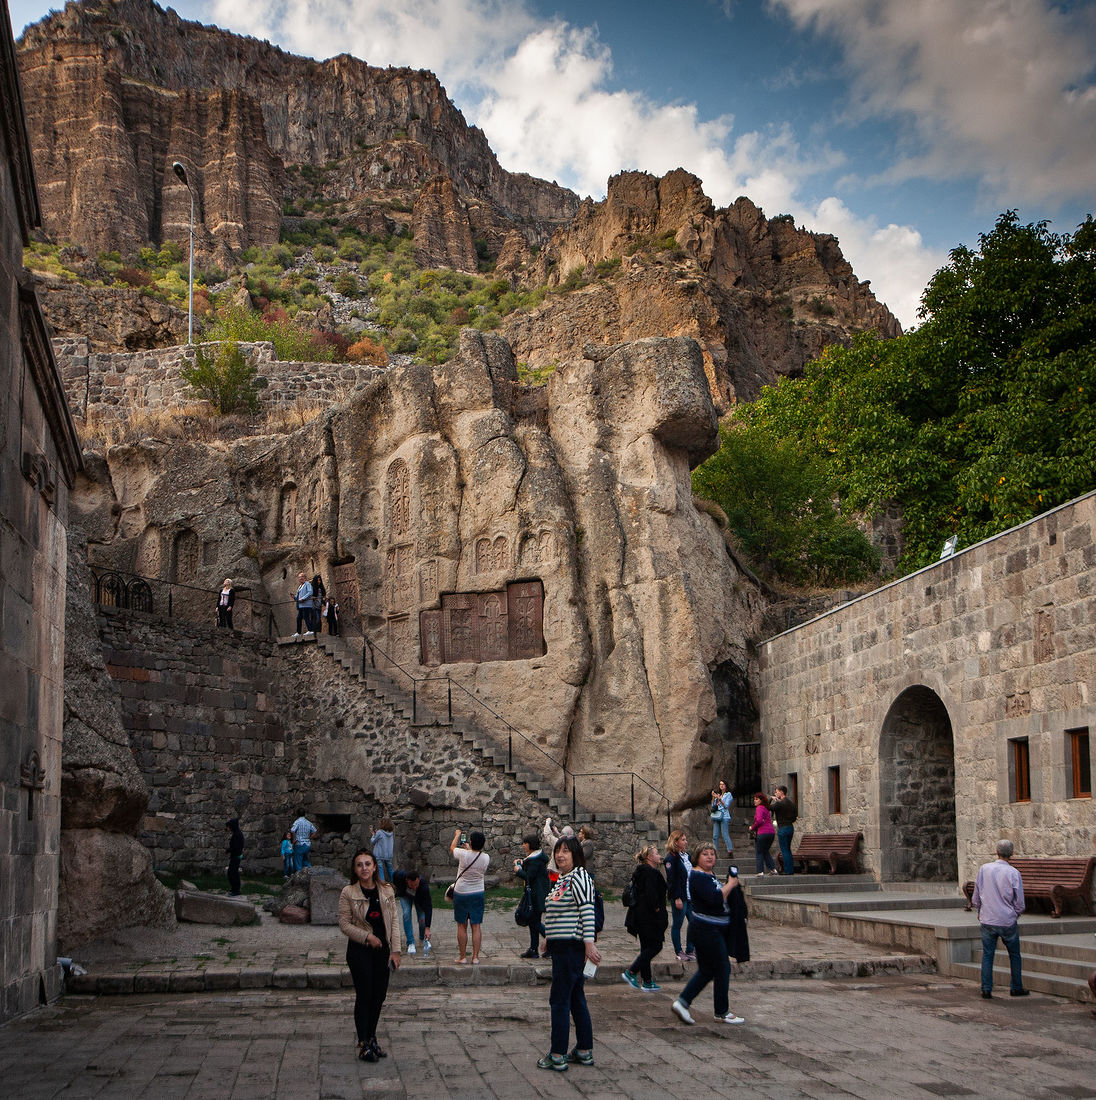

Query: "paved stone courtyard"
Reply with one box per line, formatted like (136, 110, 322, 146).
(3, 976, 1095, 1099)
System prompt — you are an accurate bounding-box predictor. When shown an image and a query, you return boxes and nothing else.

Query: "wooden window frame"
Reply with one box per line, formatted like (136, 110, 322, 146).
(1067, 727, 1091, 799)
(827, 765, 842, 814)
(1009, 737, 1031, 803)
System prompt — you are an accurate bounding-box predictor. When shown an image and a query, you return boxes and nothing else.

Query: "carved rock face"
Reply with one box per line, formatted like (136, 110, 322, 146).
(78, 333, 765, 815)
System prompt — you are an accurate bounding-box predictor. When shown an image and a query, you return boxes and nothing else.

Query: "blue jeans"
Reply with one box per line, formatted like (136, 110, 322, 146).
(670, 899, 693, 955)
(376, 859, 392, 883)
(980, 922, 1023, 993)
(679, 920, 730, 1017)
(777, 826, 795, 874)
(293, 842, 311, 872)
(712, 815, 733, 852)
(547, 940, 593, 1055)
(400, 895, 427, 947)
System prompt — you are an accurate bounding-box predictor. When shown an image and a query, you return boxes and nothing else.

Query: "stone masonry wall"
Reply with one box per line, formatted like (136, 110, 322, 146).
(98, 609, 656, 887)
(759, 491, 1096, 891)
(56, 337, 384, 421)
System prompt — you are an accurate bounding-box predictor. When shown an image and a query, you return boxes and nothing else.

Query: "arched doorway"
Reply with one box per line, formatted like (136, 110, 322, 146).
(878, 686, 957, 881)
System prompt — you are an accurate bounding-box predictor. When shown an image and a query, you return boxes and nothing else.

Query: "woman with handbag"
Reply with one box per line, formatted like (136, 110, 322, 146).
(514, 833, 550, 958)
(338, 848, 402, 1062)
(710, 779, 734, 856)
(749, 792, 777, 875)
(621, 844, 668, 992)
(449, 827, 489, 963)
(537, 835, 601, 1072)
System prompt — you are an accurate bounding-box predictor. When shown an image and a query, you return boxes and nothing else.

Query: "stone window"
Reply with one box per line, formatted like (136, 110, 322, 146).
(1066, 727, 1091, 799)
(827, 766, 842, 814)
(787, 772, 799, 807)
(1009, 738, 1031, 803)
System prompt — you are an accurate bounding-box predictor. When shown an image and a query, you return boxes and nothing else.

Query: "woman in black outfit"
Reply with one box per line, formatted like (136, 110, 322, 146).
(225, 818, 244, 896)
(338, 848, 403, 1062)
(621, 843, 668, 992)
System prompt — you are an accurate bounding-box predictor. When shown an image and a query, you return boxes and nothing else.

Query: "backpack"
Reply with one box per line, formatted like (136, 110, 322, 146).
(593, 889, 605, 935)
(621, 871, 637, 909)
(624, 901, 639, 937)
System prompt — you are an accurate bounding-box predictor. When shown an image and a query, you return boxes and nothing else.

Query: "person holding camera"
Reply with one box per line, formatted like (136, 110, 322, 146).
(537, 835, 601, 1072)
(671, 843, 746, 1027)
(515, 833, 550, 958)
(338, 848, 402, 1063)
(449, 827, 489, 964)
(710, 780, 734, 856)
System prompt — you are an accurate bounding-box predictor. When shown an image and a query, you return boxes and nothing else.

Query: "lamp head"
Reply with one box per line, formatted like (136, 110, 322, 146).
(172, 161, 188, 185)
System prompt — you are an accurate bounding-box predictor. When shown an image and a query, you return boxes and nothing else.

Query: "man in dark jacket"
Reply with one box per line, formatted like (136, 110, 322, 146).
(392, 868, 433, 956)
(225, 818, 244, 896)
(514, 833, 550, 958)
(771, 786, 798, 875)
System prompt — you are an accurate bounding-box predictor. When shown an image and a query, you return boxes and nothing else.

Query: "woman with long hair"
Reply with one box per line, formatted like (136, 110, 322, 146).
(671, 843, 746, 1027)
(749, 792, 777, 875)
(710, 779, 734, 856)
(663, 829, 694, 962)
(338, 848, 402, 1062)
(537, 835, 601, 1072)
(621, 843, 668, 992)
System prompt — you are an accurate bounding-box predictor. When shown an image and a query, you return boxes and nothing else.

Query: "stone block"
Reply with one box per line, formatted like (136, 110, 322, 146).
(278, 905, 309, 924)
(174, 889, 259, 926)
(308, 871, 344, 925)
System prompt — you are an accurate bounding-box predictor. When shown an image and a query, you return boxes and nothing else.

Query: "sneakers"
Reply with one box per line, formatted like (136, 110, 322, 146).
(641, 980, 661, 992)
(566, 1047, 594, 1066)
(672, 999, 695, 1025)
(292, 633, 300, 639)
(537, 1053, 568, 1072)
(1010, 989, 1030, 997)
(520, 949, 539, 959)
(677, 951, 695, 963)
(715, 1012, 746, 1024)
(407, 943, 416, 955)
(621, 970, 640, 989)
(422, 938, 431, 957)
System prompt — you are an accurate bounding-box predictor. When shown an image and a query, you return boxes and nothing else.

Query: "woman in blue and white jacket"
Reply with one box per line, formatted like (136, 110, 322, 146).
(537, 836, 602, 1072)
(671, 843, 746, 1027)
(710, 779, 734, 856)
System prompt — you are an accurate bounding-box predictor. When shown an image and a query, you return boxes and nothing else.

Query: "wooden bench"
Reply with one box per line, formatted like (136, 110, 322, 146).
(776, 832, 863, 874)
(962, 857, 1096, 918)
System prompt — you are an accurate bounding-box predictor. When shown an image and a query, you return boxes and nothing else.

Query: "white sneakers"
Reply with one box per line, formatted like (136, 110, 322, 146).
(716, 1012, 746, 1024)
(407, 943, 416, 954)
(672, 1000, 695, 1025)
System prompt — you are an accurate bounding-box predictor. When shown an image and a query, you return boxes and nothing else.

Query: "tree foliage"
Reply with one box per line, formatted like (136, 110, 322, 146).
(692, 423, 880, 586)
(723, 212, 1096, 572)
(181, 341, 264, 414)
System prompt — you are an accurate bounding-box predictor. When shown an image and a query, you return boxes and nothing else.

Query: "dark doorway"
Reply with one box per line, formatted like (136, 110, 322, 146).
(734, 742, 762, 806)
(879, 686, 957, 881)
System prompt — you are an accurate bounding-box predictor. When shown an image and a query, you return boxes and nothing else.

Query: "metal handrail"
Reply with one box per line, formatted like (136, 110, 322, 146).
(361, 632, 672, 835)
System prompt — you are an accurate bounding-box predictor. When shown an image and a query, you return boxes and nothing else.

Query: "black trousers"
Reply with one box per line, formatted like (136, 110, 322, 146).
(227, 855, 241, 896)
(346, 940, 390, 1043)
(527, 909, 545, 952)
(217, 606, 232, 628)
(628, 927, 665, 984)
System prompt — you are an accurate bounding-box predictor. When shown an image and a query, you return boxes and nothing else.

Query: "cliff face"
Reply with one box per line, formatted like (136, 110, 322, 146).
(17, 0, 578, 262)
(500, 171, 901, 405)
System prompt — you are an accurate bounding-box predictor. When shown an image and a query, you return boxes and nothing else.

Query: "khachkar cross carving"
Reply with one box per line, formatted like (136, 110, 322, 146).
(387, 459, 410, 538)
(21, 750, 46, 821)
(420, 580, 545, 665)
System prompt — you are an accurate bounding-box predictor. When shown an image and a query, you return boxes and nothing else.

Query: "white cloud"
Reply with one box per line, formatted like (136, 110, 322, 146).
(201, 0, 935, 324)
(770, 0, 1096, 207)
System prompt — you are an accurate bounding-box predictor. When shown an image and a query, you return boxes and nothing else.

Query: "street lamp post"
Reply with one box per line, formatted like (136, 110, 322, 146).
(171, 160, 194, 345)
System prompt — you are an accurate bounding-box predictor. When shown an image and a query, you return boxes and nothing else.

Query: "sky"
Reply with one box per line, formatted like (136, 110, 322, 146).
(9, 0, 1096, 329)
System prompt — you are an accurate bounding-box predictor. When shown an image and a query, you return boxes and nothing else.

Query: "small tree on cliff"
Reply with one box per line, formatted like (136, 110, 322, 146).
(181, 341, 264, 415)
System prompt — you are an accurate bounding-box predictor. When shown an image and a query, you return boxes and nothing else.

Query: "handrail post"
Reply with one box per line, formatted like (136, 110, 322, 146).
(447, 679, 452, 724)
(168, 589, 173, 618)
(412, 683, 417, 725)
(361, 637, 367, 677)
(508, 729, 512, 771)
(630, 775, 635, 822)
(571, 777, 576, 822)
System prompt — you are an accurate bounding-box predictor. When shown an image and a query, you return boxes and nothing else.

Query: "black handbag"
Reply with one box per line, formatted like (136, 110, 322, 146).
(514, 886, 534, 927)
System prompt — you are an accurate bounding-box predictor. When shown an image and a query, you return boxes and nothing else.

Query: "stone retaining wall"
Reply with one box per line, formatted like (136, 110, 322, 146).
(57, 336, 384, 420)
(98, 610, 655, 886)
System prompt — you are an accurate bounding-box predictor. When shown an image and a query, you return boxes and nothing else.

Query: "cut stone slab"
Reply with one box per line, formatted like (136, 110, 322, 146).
(174, 889, 259, 926)
(308, 870, 345, 925)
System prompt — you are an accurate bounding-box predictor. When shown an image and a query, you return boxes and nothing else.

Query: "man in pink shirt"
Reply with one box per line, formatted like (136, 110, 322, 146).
(971, 839, 1028, 999)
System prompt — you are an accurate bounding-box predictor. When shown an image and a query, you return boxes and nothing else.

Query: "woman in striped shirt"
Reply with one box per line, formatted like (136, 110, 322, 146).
(537, 836, 602, 1072)
(671, 843, 746, 1026)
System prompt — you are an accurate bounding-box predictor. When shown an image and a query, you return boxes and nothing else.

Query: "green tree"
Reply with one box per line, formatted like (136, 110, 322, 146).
(692, 423, 879, 585)
(181, 341, 264, 414)
(732, 212, 1096, 570)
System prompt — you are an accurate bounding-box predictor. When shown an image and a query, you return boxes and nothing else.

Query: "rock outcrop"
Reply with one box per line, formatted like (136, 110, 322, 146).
(16, 0, 578, 264)
(76, 332, 766, 814)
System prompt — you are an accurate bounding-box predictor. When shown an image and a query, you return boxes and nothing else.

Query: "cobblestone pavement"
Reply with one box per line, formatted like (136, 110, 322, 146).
(3, 975, 1095, 1099)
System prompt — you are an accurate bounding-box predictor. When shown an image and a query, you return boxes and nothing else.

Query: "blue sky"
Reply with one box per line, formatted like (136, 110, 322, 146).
(10, 0, 1096, 328)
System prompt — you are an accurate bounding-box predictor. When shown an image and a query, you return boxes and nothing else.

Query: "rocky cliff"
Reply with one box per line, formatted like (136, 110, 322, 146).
(76, 331, 766, 815)
(17, 0, 578, 263)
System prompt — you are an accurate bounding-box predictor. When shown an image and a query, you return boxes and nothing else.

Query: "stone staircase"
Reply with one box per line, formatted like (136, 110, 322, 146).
(284, 631, 664, 844)
(743, 874, 1096, 1003)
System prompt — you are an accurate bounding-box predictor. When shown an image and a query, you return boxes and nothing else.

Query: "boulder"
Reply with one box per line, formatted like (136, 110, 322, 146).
(278, 905, 309, 925)
(174, 889, 259, 926)
(308, 869, 346, 925)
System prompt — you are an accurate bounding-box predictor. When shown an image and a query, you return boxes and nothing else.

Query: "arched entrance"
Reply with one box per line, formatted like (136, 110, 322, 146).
(878, 686, 957, 881)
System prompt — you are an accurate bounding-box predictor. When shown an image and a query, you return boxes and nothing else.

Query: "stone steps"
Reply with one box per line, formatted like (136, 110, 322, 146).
(309, 633, 664, 836)
(951, 957, 1095, 1002)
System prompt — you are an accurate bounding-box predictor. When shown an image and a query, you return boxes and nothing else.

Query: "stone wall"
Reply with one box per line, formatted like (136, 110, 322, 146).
(759, 491, 1096, 890)
(56, 336, 385, 421)
(98, 609, 657, 887)
(0, 0, 82, 1022)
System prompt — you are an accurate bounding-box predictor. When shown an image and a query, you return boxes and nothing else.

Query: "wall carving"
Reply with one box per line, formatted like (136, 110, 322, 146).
(519, 529, 555, 565)
(386, 544, 414, 611)
(420, 580, 545, 665)
(475, 534, 509, 573)
(332, 561, 359, 626)
(387, 459, 410, 537)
